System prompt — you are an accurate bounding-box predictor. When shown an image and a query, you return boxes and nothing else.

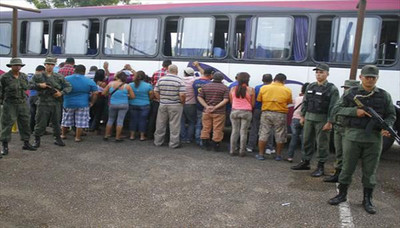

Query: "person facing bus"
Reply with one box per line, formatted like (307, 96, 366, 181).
(291, 63, 339, 176)
(328, 65, 396, 214)
(229, 72, 255, 156)
(255, 73, 292, 161)
(0, 58, 36, 157)
(58, 57, 75, 77)
(61, 65, 98, 142)
(180, 67, 197, 144)
(30, 57, 72, 148)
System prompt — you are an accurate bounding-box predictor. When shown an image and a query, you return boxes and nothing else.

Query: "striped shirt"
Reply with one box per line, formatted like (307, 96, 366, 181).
(198, 81, 229, 114)
(154, 74, 185, 105)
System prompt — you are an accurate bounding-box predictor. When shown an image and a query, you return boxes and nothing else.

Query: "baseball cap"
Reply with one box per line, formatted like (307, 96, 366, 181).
(184, 67, 195, 76)
(313, 63, 329, 72)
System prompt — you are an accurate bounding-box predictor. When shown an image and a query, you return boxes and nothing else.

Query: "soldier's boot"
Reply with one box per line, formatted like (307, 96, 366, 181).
(22, 141, 37, 151)
(201, 139, 211, 151)
(328, 183, 348, 205)
(363, 188, 377, 214)
(1, 141, 9, 156)
(54, 137, 65, 147)
(33, 136, 41, 149)
(324, 168, 341, 182)
(311, 162, 325, 177)
(291, 160, 310, 170)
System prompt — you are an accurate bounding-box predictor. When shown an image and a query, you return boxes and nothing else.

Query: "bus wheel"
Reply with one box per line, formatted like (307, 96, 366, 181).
(382, 136, 394, 153)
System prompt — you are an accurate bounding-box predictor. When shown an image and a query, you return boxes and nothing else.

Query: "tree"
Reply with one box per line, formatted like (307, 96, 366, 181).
(27, 0, 139, 9)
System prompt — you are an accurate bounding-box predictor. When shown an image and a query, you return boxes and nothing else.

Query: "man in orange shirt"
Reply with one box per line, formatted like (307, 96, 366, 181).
(256, 73, 292, 161)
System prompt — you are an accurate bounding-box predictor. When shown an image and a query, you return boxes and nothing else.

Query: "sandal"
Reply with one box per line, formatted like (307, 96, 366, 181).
(75, 138, 82, 142)
(60, 135, 67, 139)
(139, 137, 147, 141)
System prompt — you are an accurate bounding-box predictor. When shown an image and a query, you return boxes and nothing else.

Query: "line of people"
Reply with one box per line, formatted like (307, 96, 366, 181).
(0, 57, 396, 215)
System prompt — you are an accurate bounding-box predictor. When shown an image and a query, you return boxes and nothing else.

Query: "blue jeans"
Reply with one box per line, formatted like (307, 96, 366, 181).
(287, 118, 304, 158)
(129, 105, 150, 132)
(180, 104, 197, 142)
(107, 104, 129, 127)
(195, 110, 203, 145)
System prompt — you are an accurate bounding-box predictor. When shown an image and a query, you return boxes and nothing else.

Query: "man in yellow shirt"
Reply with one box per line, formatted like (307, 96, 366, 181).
(256, 73, 292, 161)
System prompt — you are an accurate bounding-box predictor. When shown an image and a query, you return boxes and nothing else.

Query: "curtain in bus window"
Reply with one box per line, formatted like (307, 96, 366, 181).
(331, 17, 381, 63)
(65, 20, 89, 55)
(251, 17, 293, 59)
(179, 17, 214, 57)
(129, 18, 158, 56)
(243, 18, 252, 59)
(104, 19, 130, 55)
(27, 22, 44, 54)
(0, 23, 11, 55)
(293, 17, 308, 61)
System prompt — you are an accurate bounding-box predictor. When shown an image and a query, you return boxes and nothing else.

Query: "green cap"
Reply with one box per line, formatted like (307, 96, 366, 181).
(313, 63, 329, 72)
(361, 65, 379, 77)
(44, 57, 57, 65)
(6, 58, 25, 67)
(341, 80, 360, 88)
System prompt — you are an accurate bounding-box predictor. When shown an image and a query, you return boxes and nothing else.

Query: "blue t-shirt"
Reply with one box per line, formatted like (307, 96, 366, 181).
(193, 78, 211, 111)
(254, 83, 266, 110)
(64, 74, 98, 108)
(109, 85, 129, 105)
(128, 81, 153, 106)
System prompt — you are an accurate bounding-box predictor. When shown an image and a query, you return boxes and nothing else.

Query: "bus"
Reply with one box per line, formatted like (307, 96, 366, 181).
(0, 0, 399, 147)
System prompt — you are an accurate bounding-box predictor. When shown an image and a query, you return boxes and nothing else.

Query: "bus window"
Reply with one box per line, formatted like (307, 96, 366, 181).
(20, 21, 49, 55)
(253, 17, 293, 60)
(213, 16, 229, 58)
(0, 23, 11, 55)
(234, 16, 251, 59)
(330, 17, 381, 63)
(104, 19, 130, 55)
(178, 17, 215, 57)
(52, 20, 64, 54)
(314, 16, 334, 62)
(378, 16, 399, 65)
(65, 20, 90, 55)
(291, 16, 309, 61)
(163, 16, 178, 56)
(87, 19, 99, 55)
(129, 18, 159, 56)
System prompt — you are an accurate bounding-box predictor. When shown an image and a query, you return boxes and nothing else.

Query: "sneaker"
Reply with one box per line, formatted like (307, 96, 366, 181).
(246, 147, 253, 153)
(265, 149, 272, 155)
(275, 156, 282, 161)
(270, 149, 276, 154)
(255, 154, 265, 160)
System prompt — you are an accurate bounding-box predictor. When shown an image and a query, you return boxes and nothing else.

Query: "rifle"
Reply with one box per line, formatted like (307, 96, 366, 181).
(45, 83, 58, 95)
(353, 94, 400, 144)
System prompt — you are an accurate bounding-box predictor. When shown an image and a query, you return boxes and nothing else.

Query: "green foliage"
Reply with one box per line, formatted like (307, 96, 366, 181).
(27, 0, 137, 8)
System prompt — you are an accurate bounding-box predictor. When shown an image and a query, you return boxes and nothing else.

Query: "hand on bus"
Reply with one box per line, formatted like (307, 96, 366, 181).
(192, 61, 200, 67)
(356, 109, 372, 118)
(322, 122, 332, 131)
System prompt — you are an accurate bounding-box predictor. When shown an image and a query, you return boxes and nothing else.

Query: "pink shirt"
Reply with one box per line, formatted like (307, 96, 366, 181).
(231, 87, 252, 111)
(292, 96, 304, 119)
(183, 76, 196, 104)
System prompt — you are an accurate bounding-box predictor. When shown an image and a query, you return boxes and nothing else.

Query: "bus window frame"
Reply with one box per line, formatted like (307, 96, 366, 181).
(0, 22, 12, 56)
(162, 15, 230, 60)
(103, 16, 161, 58)
(51, 19, 65, 55)
(377, 15, 400, 67)
(19, 20, 50, 56)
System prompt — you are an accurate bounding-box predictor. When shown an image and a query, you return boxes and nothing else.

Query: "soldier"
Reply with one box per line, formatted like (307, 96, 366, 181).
(328, 65, 396, 214)
(291, 63, 339, 177)
(30, 57, 72, 148)
(0, 58, 36, 156)
(324, 79, 360, 183)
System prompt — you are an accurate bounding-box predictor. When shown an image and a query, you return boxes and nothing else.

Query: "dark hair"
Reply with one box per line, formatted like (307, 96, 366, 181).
(74, 64, 86, 75)
(262, 74, 273, 83)
(89, 66, 98, 72)
(162, 60, 172, 68)
(274, 73, 287, 83)
(204, 68, 215, 76)
(65, 57, 75, 64)
(35, 65, 45, 72)
(134, 70, 146, 88)
(212, 72, 224, 82)
(116, 71, 128, 83)
(235, 72, 250, 98)
(301, 82, 310, 94)
(94, 69, 105, 83)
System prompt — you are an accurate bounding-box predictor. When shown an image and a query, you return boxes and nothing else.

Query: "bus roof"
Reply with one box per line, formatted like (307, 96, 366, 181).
(0, 0, 399, 19)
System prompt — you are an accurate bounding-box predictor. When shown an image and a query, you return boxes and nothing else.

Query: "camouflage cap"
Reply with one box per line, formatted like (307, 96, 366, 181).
(6, 58, 25, 67)
(313, 63, 329, 72)
(361, 65, 379, 77)
(341, 79, 360, 88)
(44, 57, 57, 65)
